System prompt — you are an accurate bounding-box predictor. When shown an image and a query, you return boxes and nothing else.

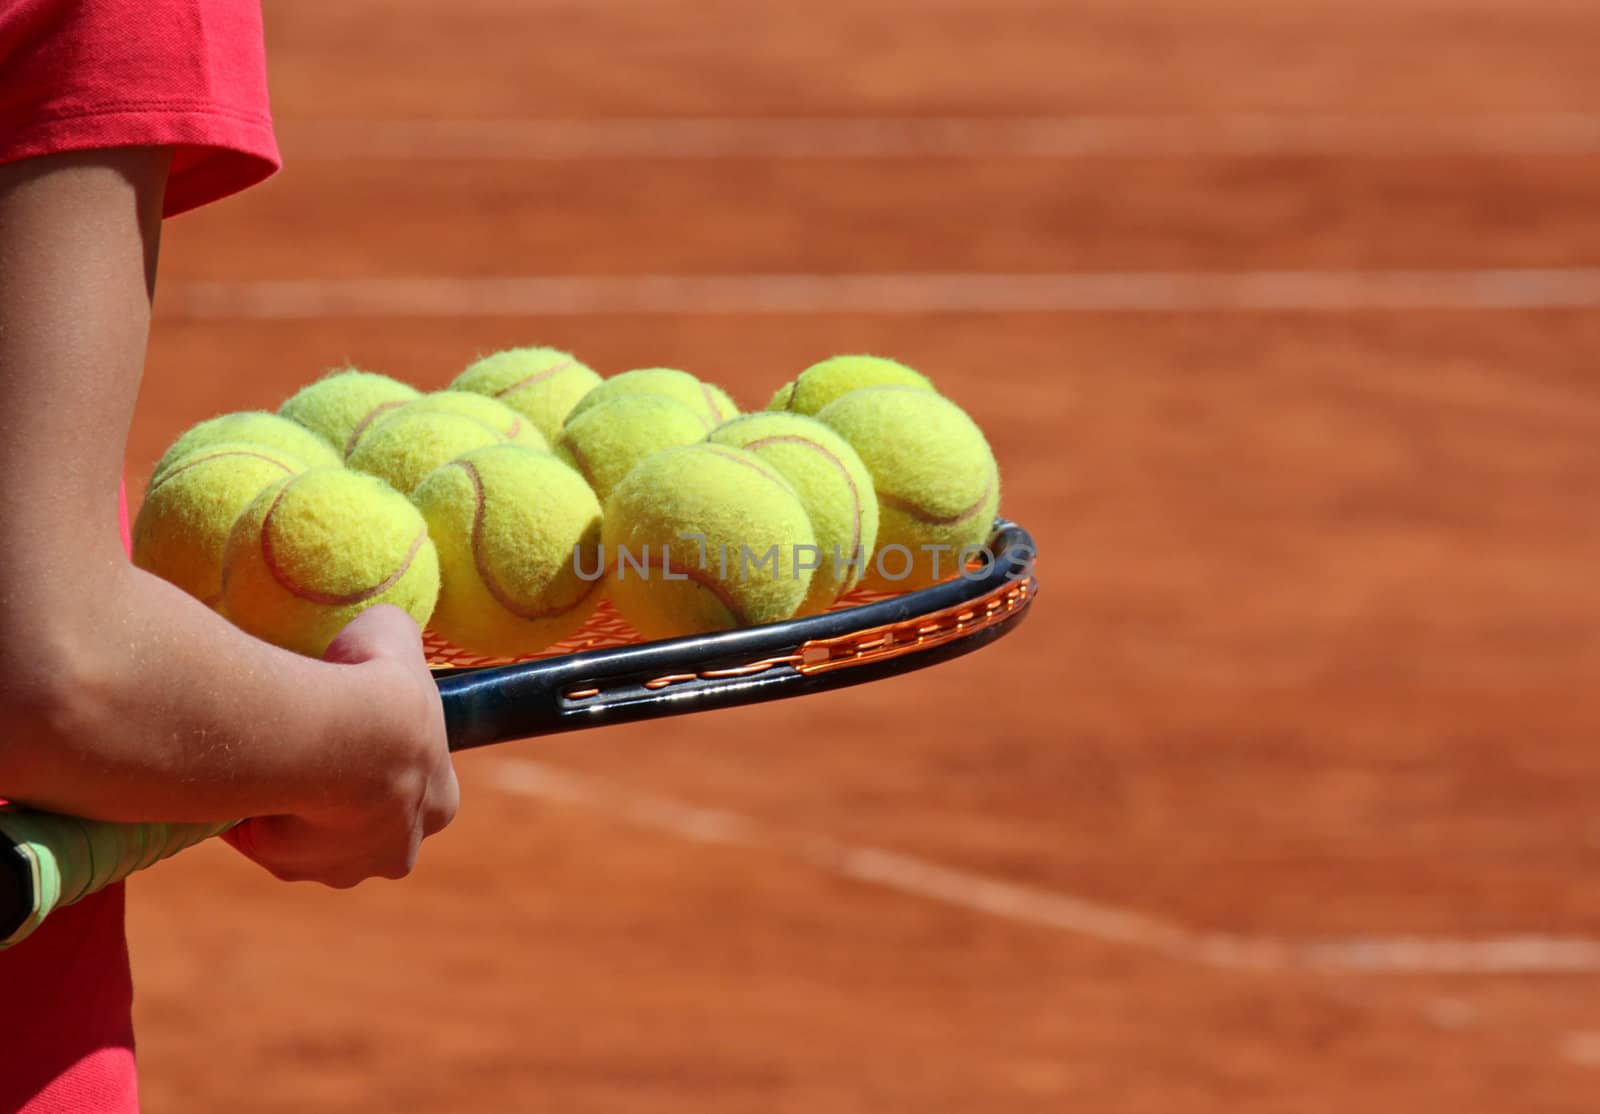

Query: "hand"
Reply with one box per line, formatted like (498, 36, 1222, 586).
(223, 606, 460, 888)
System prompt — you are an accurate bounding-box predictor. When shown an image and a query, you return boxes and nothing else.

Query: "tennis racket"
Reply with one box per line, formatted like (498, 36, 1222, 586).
(0, 519, 1036, 948)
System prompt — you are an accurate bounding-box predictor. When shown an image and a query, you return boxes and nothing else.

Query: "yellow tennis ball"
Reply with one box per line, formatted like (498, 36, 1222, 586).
(279, 369, 422, 458)
(783, 355, 935, 416)
(707, 413, 879, 615)
(404, 392, 548, 451)
(346, 409, 506, 494)
(220, 468, 439, 657)
(133, 443, 307, 607)
(566, 367, 739, 430)
(153, 411, 342, 483)
(767, 381, 795, 410)
(816, 386, 1000, 592)
(602, 443, 815, 639)
(553, 394, 707, 504)
(451, 347, 602, 443)
(412, 445, 603, 657)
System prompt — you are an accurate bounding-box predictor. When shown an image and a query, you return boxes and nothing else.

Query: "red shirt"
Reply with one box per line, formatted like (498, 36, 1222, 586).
(0, 0, 279, 216)
(0, 3, 280, 1110)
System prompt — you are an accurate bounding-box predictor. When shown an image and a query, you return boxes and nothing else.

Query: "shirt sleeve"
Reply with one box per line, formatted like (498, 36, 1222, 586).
(0, 0, 281, 216)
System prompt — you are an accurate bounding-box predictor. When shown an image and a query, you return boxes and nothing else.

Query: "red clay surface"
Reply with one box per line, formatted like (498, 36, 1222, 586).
(122, 1, 1600, 1111)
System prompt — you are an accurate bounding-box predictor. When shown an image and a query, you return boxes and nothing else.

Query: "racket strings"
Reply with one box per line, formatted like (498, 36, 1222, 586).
(552, 575, 1034, 705)
(422, 531, 1012, 670)
(422, 599, 639, 667)
(423, 588, 904, 670)
(795, 578, 1034, 676)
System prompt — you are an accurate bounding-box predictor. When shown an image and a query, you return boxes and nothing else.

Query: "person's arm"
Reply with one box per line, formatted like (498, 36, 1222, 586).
(0, 148, 457, 887)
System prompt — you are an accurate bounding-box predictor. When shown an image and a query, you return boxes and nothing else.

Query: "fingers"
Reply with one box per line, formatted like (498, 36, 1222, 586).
(322, 603, 423, 667)
(226, 813, 425, 888)
(421, 759, 460, 839)
(228, 605, 455, 890)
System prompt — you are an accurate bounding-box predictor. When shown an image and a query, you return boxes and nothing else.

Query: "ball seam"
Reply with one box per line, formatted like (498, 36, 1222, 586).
(451, 458, 602, 621)
(620, 550, 749, 628)
(878, 471, 995, 527)
(342, 400, 409, 458)
(739, 434, 863, 561)
(695, 443, 795, 495)
(146, 447, 297, 496)
(695, 380, 722, 430)
(492, 357, 578, 399)
(259, 481, 429, 606)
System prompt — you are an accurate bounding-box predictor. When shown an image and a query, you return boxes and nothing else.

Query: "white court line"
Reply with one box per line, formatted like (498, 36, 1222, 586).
(162, 269, 1600, 319)
(486, 758, 1600, 976)
(282, 115, 1600, 160)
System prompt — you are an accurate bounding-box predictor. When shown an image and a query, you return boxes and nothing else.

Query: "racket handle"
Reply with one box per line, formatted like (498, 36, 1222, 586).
(0, 808, 234, 948)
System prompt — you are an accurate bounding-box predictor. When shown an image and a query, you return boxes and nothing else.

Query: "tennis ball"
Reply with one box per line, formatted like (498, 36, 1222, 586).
(220, 468, 439, 657)
(602, 443, 815, 639)
(346, 409, 505, 494)
(767, 381, 795, 411)
(707, 413, 878, 615)
(783, 355, 935, 416)
(553, 394, 708, 504)
(412, 445, 603, 657)
(153, 411, 342, 483)
(133, 443, 307, 607)
(353, 393, 547, 455)
(278, 369, 421, 458)
(566, 367, 738, 430)
(451, 348, 602, 443)
(817, 386, 1000, 592)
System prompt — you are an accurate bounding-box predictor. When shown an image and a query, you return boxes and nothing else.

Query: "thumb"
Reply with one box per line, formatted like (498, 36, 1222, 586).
(323, 604, 423, 666)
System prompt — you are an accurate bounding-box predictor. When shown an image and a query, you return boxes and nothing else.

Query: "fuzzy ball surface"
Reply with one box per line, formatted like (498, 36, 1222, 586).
(349, 393, 546, 458)
(451, 348, 602, 443)
(602, 443, 815, 639)
(783, 355, 934, 416)
(279, 370, 421, 458)
(412, 444, 603, 657)
(567, 368, 738, 430)
(154, 411, 342, 483)
(817, 386, 999, 591)
(554, 394, 708, 504)
(221, 467, 440, 657)
(134, 443, 308, 607)
(346, 409, 506, 494)
(707, 412, 878, 614)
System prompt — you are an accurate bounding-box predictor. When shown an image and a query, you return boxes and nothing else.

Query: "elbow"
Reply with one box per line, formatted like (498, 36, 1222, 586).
(0, 624, 119, 795)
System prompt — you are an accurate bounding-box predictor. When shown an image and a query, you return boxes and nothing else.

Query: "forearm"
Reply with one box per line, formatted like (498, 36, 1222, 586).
(0, 140, 457, 890)
(0, 148, 415, 824)
(0, 562, 414, 824)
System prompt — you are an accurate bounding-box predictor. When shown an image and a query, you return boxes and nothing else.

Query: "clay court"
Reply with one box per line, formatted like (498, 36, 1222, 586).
(122, 1, 1600, 1110)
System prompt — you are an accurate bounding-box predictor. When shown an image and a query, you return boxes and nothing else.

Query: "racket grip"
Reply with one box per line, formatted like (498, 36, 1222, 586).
(0, 808, 235, 949)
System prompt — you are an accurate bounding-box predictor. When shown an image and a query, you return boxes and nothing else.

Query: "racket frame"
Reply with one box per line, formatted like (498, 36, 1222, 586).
(438, 519, 1036, 748)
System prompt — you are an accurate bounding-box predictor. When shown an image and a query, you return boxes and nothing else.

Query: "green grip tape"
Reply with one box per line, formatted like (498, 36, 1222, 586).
(0, 806, 234, 949)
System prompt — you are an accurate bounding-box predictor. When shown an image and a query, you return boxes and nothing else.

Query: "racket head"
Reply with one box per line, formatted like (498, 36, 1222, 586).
(434, 518, 1037, 748)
